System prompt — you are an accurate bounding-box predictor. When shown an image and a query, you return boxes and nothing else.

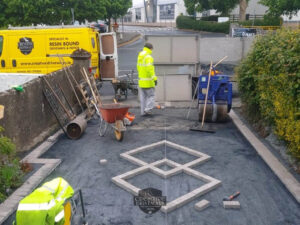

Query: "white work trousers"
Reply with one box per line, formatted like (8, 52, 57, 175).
(139, 87, 155, 115)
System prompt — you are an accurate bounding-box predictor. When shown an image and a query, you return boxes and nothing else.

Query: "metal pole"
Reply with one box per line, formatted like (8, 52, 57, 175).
(71, 8, 74, 24)
(144, 0, 148, 23)
(186, 79, 199, 119)
(122, 16, 124, 33)
(201, 61, 212, 128)
(79, 190, 87, 224)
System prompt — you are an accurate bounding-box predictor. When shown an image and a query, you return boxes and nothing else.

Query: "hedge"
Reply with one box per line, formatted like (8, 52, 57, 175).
(200, 15, 219, 22)
(0, 126, 23, 202)
(176, 16, 230, 34)
(239, 16, 281, 26)
(236, 29, 300, 161)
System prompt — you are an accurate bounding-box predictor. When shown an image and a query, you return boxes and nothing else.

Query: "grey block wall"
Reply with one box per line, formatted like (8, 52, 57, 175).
(147, 35, 255, 101)
(0, 59, 89, 152)
(146, 35, 255, 65)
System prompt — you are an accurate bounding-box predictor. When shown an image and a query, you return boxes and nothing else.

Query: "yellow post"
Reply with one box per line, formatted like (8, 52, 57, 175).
(0, 105, 4, 119)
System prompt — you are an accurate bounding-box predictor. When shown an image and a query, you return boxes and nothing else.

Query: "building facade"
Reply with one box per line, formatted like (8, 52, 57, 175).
(129, 0, 270, 23)
(130, 0, 188, 23)
(129, 0, 299, 23)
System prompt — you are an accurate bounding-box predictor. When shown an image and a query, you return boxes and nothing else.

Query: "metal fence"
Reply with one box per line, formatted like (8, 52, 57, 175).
(229, 14, 264, 22)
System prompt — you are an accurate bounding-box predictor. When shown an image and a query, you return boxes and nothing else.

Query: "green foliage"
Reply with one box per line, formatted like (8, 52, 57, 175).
(236, 29, 300, 161)
(210, 0, 241, 15)
(183, 0, 249, 16)
(239, 15, 281, 26)
(102, 0, 132, 28)
(0, 0, 131, 26)
(184, 0, 210, 16)
(0, 126, 23, 203)
(176, 16, 230, 33)
(260, 0, 300, 17)
(200, 15, 219, 21)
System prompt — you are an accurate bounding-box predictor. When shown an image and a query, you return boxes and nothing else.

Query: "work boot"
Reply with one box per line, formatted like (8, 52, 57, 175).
(144, 109, 152, 115)
(156, 105, 165, 109)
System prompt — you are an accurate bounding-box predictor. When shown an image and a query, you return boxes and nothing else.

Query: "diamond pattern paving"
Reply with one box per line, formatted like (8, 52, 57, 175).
(111, 140, 221, 213)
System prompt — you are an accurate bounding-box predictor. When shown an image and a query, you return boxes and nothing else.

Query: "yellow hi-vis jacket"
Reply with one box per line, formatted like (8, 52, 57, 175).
(137, 47, 157, 88)
(16, 177, 74, 225)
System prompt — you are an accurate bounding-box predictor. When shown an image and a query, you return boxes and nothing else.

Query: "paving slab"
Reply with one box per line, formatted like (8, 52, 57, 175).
(194, 200, 210, 211)
(223, 201, 240, 209)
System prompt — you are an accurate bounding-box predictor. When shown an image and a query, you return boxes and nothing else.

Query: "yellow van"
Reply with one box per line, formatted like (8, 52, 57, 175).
(0, 26, 118, 80)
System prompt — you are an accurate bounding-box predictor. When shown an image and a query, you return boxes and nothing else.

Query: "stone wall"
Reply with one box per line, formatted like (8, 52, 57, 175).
(0, 57, 89, 152)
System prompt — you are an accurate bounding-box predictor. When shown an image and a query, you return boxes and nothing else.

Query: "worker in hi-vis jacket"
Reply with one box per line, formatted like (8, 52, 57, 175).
(137, 43, 158, 116)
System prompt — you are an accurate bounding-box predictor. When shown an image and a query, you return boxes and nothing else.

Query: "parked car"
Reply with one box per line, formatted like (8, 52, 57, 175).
(232, 28, 256, 37)
(91, 21, 107, 33)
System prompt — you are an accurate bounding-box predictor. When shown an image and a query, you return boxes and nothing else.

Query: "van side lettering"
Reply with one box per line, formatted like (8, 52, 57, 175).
(49, 42, 62, 46)
(49, 37, 64, 41)
(63, 41, 79, 46)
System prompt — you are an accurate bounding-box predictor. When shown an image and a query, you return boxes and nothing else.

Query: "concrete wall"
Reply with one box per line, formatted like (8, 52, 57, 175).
(146, 35, 199, 64)
(156, 74, 191, 101)
(146, 35, 255, 65)
(199, 37, 255, 64)
(146, 35, 255, 101)
(155, 64, 197, 77)
(0, 58, 89, 152)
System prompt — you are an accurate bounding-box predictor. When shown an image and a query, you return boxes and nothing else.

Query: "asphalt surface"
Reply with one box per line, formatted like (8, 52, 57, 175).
(120, 25, 227, 37)
(3, 28, 300, 225)
(39, 108, 300, 224)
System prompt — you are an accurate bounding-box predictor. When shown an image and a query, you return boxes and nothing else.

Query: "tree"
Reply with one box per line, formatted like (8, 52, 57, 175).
(183, 0, 250, 20)
(102, 0, 132, 31)
(260, 0, 300, 17)
(239, 0, 248, 21)
(0, 0, 108, 26)
(2, 0, 70, 26)
(183, 0, 210, 16)
(211, 0, 241, 16)
(68, 0, 107, 23)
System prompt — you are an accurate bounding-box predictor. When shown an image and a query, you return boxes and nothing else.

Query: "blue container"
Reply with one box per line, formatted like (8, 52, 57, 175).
(197, 74, 232, 112)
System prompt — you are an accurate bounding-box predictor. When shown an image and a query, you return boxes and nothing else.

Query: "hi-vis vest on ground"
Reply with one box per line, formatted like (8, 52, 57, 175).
(0, 26, 118, 80)
(16, 177, 74, 225)
(137, 47, 157, 88)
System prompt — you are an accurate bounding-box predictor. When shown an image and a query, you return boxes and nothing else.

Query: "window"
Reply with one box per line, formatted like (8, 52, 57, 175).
(0, 36, 3, 57)
(136, 8, 141, 20)
(160, 4, 175, 20)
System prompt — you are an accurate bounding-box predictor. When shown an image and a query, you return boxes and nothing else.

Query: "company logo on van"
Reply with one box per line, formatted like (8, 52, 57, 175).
(18, 37, 34, 55)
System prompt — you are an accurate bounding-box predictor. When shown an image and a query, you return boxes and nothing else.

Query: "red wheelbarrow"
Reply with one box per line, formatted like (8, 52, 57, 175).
(96, 103, 131, 141)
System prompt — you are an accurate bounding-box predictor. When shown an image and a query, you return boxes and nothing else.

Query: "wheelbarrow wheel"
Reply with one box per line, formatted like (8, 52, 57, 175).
(115, 88, 122, 101)
(114, 130, 124, 141)
(98, 119, 108, 137)
(131, 88, 138, 95)
(114, 120, 125, 141)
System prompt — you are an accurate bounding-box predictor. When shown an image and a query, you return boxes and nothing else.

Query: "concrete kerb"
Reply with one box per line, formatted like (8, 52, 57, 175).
(229, 110, 300, 204)
(0, 129, 63, 224)
(117, 34, 142, 48)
